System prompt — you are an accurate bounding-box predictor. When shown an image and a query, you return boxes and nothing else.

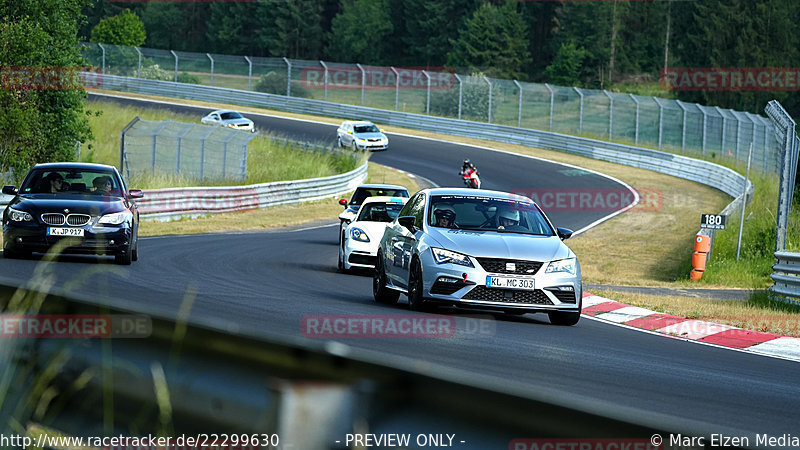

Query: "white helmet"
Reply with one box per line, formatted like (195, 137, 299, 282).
(498, 206, 520, 224)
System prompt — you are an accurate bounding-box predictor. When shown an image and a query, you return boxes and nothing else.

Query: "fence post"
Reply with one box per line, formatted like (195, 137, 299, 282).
(320, 60, 329, 101)
(454, 74, 463, 120)
(207, 53, 214, 86)
(98, 44, 106, 75)
(391, 67, 400, 110)
(736, 115, 742, 160)
(700, 107, 708, 156)
(574, 87, 584, 134)
(514, 80, 523, 128)
(170, 50, 178, 82)
(134, 47, 142, 78)
(119, 117, 140, 173)
(484, 76, 492, 123)
(283, 57, 292, 97)
(603, 90, 613, 140)
(715, 107, 727, 157)
(423, 70, 432, 115)
(545, 84, 555, 132)
(222, 133, 238, 178)
(761, 117, 771, 172)
(356, 63, 365, 105)
(630, 94, 640, 145)
(653, 97, 665, 150)
(746, 113, 759, 169)
(244, 56, 252, 91)
(151, 121, 171, 173)
(176, 123, 193, 173)
(676, 100, 688, 154)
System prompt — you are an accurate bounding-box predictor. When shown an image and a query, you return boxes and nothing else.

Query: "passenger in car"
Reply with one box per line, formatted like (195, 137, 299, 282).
(91, 176, 113, 194)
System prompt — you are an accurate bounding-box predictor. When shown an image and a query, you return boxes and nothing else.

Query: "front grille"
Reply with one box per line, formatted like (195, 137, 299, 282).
(463, 286, 553, 305)
(41, 213, 65, 226)
(546, 288, 577, 304)
(368, 138, 381, 142)
(476, 258, 543, 275)
(348, 253, 376, 266)
(66, 214, 91, 226)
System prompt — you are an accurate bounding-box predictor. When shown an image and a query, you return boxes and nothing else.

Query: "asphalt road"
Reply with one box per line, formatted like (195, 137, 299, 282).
(2, 94, 797, 445)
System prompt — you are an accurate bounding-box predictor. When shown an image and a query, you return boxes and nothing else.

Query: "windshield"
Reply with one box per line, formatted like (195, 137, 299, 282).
(20, 168, 121, 196)
(356, 201, 405, 222)
(350, 188, 409, 206)
(354, 124, 379, 133)
(220, 112, 243, 120)
(428, 195, 555, 236)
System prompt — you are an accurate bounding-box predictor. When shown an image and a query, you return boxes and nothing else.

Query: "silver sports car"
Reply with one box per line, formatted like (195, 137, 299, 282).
(373, 188, 582, 325)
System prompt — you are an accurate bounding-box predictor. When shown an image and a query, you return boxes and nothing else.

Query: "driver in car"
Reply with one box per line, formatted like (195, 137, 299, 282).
(432, 205, 457, 228)
(497, 205, 526, 231)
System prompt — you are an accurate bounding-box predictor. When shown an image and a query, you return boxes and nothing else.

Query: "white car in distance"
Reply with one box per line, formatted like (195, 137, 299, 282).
(337, 120, 389, 151)
(338, 196, 408, 272)
(201, 110, 255, 133)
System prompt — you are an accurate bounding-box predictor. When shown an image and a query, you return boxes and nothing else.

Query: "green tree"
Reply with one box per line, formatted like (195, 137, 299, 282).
(446, 2, 530, 80)
(0, 0, 93, 179)
(326, 0, 393, 64)
(206, 3, 261, 55)
(258, 0, 324, 59)
(402, 0, 479, 67)
(545, 41, 588, 86)
(90, 9, 145, 46)
(550, 2, 614, 87)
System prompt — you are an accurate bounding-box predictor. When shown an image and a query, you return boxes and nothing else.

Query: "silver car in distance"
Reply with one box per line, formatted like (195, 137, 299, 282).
(373, 188, 582, 325)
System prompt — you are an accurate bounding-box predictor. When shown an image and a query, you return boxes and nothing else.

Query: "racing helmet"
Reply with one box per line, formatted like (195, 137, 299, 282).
(432, 204, 456, 223)
(498, 206, 520, 224)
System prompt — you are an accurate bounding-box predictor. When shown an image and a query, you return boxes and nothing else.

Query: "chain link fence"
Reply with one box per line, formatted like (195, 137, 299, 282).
(120, 117, 256, 182)
(83, 42, 780, 173)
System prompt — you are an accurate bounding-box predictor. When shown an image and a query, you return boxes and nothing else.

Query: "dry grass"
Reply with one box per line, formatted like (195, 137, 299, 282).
(594, 290, 800, 337)
(139, 162, 419, 237)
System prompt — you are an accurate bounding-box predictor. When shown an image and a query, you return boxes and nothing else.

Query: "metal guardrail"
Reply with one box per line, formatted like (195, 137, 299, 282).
(138, 161, 368, 221)
(0, 162, 368, 221)
(90, 73, 754, 202)
(770, 252, 800, 305)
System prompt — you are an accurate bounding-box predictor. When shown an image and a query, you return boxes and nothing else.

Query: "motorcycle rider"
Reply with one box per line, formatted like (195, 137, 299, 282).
(460, 159, 480, 188)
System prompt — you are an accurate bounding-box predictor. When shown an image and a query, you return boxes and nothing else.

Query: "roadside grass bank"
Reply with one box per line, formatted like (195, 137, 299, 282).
(138, 162, 419, 237)
(82, 100, 365, 189)
(594, 289, 800, 338)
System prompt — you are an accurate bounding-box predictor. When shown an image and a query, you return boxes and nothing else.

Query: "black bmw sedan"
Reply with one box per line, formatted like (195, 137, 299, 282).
(2, 163, 142, 265)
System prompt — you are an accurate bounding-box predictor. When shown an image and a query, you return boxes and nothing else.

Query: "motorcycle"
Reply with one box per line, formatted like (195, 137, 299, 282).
(461, 168, 481, 189)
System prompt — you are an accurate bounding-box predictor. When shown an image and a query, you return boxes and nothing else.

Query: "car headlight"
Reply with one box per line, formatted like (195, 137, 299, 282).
(431, 248, 473, 267)
(545, 258, 577, 275)
(227, 124, 236, 128)
(8, 208, 32, 222)
(97, 212, 130, 225)
(357, 138, 366, 142)
(351, 227, 370, 242)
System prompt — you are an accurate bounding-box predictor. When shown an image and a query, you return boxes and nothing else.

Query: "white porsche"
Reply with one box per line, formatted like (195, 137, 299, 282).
(338, 196, 409, 272)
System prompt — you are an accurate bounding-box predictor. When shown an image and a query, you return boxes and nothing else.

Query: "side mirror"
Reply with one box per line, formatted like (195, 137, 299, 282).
(2, 185, 18, 196)
(557, 227, 573, 240)
(398, 216, 416, 234)
(128, 189, 144, 199)
(339, 198, 348, 207)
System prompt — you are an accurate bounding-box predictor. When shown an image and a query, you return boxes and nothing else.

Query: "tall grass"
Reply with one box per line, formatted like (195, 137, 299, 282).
(82, 101, 366, 189)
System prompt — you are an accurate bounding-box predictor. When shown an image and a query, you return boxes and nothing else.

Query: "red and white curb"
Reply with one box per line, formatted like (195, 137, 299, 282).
(583, 293, 800, 362)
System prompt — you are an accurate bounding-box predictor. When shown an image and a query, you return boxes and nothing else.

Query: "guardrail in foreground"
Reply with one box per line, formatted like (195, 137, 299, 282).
(0, 280, 712, 448)
(770, 251, 800, 306)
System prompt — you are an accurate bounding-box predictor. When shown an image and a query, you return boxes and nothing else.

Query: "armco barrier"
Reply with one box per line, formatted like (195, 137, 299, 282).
(90, 74, 754, 202)
(770, 251, 800, 305)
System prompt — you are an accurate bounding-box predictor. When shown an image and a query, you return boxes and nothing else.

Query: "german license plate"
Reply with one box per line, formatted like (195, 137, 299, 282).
(47, 228, 84, 237)
(486, 276, 535, 290)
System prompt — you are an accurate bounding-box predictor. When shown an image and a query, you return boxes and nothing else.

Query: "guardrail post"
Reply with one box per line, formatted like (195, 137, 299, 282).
(134, 47, 142, 78)
(391, 67, 400, 110)
(207, 53, 214, 86)
(603, 90, 613, 139)
(715, 106, 727, 157)
(98, 43, 106, 75)
(484, 76, 492, 123)
(423, 70, 432, 115)
(514, 80, 523, 128)
(320, 60, 329, 101)
(545, 83, 555, 132)
(356, 63, 366, 105)
(575, 87, 584, 134)
(676, 100, 688, 154)
(630, 94, 640, 145)
(170, 50, 179, 82)
(244, 56, 253, 91)
(454, 74, 463, 119)
(283, 57, 292, 97)
(654, 97, 665, 150)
